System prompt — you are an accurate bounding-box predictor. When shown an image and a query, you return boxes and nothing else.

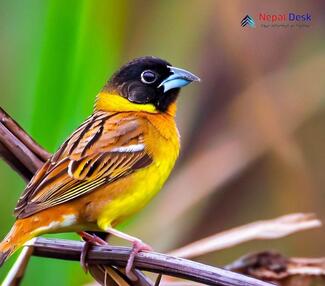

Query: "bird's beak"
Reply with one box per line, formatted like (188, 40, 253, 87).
(158, 66, 200, 93)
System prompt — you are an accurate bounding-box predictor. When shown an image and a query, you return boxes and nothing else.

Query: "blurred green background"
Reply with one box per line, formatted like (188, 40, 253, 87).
(1, 0, 325, 285)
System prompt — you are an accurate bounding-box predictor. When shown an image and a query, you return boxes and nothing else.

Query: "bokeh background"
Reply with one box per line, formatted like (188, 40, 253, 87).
(1, 0, 325, 285)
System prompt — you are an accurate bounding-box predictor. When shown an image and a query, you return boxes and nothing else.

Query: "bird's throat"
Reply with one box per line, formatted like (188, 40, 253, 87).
(95, 92, 158, 113)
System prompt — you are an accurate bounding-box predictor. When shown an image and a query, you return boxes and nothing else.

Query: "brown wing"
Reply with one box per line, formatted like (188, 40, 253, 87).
(14, 111, 152, 219)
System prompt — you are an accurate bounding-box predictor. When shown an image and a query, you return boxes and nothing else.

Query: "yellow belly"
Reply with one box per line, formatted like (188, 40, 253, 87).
(96, 160, 173, 230)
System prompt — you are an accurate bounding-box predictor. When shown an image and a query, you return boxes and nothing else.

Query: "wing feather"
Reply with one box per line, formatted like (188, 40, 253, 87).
(14, 111, 152, 218)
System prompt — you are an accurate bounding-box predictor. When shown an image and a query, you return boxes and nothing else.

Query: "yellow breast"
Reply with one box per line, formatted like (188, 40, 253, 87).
(97, 110, 180, 230)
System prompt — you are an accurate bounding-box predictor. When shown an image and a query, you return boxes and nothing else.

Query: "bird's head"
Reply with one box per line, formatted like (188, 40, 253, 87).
(96, 56, 200, 115)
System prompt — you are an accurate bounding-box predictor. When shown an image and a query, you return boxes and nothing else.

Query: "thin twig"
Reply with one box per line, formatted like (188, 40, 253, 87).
(0, 122, 44, 177)
(88, 264, 153, 286)
(0, 107, 50, 162)
(2, 246, 34, 286)
(0, 107, 48, 181)
(154, 274, 162, 286)
(26, 237, 273, 286)
(0, 142, 33, 181)
(168, 213, 321, 259)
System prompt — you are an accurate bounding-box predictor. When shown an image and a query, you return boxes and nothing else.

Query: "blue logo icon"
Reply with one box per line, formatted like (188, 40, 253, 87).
(241, 15, 255, 28)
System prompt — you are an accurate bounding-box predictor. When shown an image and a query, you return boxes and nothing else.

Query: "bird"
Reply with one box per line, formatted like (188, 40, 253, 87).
(0, 56, 199, 277)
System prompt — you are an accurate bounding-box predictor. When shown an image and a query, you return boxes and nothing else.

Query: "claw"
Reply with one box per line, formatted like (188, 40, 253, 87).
(78, 231, 108, 273)
(125, 240, 153, 281)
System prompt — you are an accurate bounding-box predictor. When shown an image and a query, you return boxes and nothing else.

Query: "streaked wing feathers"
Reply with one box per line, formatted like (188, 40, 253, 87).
(14, 112, 152, 218)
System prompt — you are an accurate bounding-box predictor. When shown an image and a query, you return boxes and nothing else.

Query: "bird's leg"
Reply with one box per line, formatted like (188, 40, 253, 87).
(78, 231, 108, 272)
(105, 227, 153, 281)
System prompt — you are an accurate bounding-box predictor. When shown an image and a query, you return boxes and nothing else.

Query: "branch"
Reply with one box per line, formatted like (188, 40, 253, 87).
(226, 251, 325, 280)
(0, 107, 50, 162)
(26, 237, 273, 286)
(0, 107, 49, 181)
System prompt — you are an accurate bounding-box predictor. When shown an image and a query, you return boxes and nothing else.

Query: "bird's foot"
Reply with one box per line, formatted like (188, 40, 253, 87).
(79, 231, 107, 245)
(78, 231, 108, 272)
(125, 240, 153, 281)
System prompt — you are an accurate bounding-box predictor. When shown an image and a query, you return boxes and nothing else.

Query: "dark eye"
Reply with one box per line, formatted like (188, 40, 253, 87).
(141, 70, 157, 84)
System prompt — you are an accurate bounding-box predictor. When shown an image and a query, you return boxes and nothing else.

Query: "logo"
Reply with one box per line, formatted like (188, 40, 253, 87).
(259, 13, 312, 23)
(241, 13, 312, 29)
(241, 15, 255, 28)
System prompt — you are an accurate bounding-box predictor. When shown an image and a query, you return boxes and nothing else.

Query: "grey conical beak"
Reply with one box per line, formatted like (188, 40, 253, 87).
(158, 66, 200, 93)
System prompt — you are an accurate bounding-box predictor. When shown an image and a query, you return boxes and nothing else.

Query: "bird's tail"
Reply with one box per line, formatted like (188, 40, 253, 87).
(0, 219, 35, 267)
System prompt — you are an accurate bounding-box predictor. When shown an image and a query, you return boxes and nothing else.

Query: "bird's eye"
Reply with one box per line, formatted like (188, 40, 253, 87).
(141, 70, 157, 84)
